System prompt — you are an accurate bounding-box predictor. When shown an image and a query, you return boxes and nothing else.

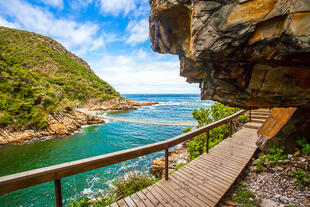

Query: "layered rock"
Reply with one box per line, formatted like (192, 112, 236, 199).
(0, 111, 104, 145)
(149, 0, 310, 109)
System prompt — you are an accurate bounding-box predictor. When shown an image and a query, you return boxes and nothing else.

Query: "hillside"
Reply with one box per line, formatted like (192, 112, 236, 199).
(0, 26, 120, 131)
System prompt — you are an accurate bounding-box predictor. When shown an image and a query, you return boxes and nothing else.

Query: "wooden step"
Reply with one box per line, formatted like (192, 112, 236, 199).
(251, 115, 269, 119)
(250, 112, 270, 116)
(251, 118, 265, 124)
(244, 122, 262, 130)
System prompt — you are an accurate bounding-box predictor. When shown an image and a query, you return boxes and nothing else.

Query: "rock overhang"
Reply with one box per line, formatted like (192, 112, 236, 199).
(149, 0, 310, 109)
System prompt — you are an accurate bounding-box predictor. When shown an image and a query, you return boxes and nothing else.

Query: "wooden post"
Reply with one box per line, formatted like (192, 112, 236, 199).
(165, 148, 168, 180)
(206, 130, 209, 153)
(54, 179, 63, 207)
(229, 121, 232, 137)
(249, 110, 252, 122)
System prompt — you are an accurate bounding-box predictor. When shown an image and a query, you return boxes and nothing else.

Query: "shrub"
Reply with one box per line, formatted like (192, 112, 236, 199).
(253, 145, 287, 172)
(289, 170, 310, 186)
(296, 137, 310, 155)
(186, 102, 245, 160)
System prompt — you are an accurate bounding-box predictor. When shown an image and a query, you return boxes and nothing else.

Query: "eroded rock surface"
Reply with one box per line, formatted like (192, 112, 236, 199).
(0, 111, 104, 145)
(149, 0, 310, 108)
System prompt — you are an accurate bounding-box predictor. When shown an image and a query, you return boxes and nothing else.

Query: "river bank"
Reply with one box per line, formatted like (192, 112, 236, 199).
(0, 98, 158, 145)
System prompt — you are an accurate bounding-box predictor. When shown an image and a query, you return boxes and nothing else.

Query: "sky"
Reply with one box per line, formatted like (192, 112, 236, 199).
(0, 0, 200, 94)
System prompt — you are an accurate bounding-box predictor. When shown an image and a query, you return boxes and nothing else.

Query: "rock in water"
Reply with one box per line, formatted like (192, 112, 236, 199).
(149, 0, 310, 109)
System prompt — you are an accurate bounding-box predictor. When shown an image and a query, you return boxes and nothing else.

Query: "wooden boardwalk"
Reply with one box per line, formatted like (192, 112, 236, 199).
(109, 112, 268, 207)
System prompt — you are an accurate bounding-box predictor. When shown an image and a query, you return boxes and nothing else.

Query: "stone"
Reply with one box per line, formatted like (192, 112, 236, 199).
(149, 0, 310, 109)
(279, 196, 289, 203)
(276, 166, 284, 171)
(150, 147, 189, 178)
(260, 198, 278, 207)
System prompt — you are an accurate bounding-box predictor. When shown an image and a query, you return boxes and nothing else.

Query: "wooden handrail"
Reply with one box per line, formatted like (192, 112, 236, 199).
(0, 110, 246, 205)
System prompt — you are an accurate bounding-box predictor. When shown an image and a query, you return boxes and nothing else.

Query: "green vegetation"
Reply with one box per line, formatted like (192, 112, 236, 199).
(0, 27, 119, 130)
(169, 163, 187, 175)
(185, 102, 248, 160)
(232, 182, 260, 207)
(253, 145, 287, 172)
(68, 172, 157, 207)
(296, 137, 310, 155)
(289, 170, 310, 186)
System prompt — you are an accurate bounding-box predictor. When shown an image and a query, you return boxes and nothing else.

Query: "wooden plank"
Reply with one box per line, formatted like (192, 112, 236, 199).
(118, 199, 129, 207)
(200, 152, 249, 166)
(156, 180, 200, 207)
(146, 186, 173, 207)
(141, 188, 164, 207)
(186, 161, 235, 184)
(192, 157, 241, 177)
(172, 170, 221, 201)
(178, 164, 228, 190)
(151, 183, 182, 207)
(169, 175, 214, 207)
(198, 153, 246, 169)
(168, 177, 212, 207)
(130, 193, 146, 207)
(124, 196, 137, 207)
(136, 191, 155, 207)
(178, 165, 226, 195)
(154, 182, 191, 207)
(110, 202, 119, 207)
(182, 160, 234, 186)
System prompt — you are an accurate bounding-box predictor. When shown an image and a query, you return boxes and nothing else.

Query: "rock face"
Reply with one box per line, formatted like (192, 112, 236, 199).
(0, 111, 104, 145)
(149, 0, 310, 109)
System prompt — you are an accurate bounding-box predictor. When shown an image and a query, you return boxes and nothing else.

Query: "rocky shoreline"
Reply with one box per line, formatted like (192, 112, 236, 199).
(0, 98, 158, 145)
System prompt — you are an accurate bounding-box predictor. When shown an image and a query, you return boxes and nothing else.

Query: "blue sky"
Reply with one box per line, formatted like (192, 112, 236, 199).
(0, 0, 200, 94)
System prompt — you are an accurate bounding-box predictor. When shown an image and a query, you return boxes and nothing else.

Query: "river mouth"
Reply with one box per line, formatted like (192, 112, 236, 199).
(0, 94, 212, 207)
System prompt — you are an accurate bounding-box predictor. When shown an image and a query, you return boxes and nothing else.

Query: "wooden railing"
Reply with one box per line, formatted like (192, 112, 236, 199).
(0, 110, 247, 207)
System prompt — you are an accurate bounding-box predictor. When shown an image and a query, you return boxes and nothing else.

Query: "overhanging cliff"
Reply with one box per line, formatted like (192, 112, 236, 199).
(149, 0, 310, 109)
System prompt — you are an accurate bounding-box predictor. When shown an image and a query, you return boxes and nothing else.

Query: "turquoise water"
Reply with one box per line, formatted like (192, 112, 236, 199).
(0, 94, 212, 207)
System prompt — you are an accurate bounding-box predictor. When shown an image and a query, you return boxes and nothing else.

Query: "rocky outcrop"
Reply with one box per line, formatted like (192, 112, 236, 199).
(0, 98, 158, 145)
(150, 147, 190, 178)
(0, 111, 104, 145)
(83, 97, 158, 111)
(149, 0, 310, 109)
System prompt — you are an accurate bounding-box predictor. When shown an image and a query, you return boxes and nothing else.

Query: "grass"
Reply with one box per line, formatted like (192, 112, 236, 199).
(232, 182, 260, 207)
(0, 26, 120, 130)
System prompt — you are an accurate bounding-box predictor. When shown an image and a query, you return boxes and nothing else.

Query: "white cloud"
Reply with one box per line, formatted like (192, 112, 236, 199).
(99, 0, 136, 16)
(126, 18, 149, 45)
(0, 0, 105, 55)
(98, 0, 148, 17)
(0, 17, 19, 29)
(37, 0, 64, 9)
(90, 50, 200, 94)
(70, 0, 93, 10)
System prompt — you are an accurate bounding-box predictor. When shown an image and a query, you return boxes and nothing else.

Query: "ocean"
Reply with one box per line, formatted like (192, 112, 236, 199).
(0, 94, 212, 207)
